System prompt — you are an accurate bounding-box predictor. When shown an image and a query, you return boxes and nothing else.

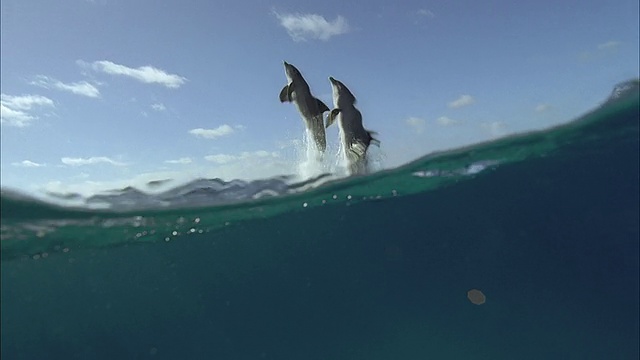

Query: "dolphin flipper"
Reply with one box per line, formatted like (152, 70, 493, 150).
(279, 85, 290, 103)
(326, 108, 341, 128)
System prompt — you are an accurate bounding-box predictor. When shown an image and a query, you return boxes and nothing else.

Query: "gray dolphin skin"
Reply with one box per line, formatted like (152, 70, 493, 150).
(279, 61, 330, 153)
(326, 76, 379, 175)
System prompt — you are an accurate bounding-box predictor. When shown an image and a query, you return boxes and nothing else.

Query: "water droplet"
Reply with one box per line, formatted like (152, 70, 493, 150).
(171, 231, 178, 236)
(302, 202, 308, 208)
(164, 237, 171, 242)
(347, 195, 352, 200)
(194, 217, 201, 223)
(332, 194, 338, 199)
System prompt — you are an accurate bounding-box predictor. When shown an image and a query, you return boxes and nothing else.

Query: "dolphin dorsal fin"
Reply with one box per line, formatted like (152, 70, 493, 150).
(316, 98, 330, 113)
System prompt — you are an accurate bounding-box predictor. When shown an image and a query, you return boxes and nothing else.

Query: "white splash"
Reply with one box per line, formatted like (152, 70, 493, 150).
(296, 129, 331, 180)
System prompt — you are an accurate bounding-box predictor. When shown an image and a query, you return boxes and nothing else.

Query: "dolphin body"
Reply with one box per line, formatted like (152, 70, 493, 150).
(279, 61, 330, 153)
(326, 76, 379, 175)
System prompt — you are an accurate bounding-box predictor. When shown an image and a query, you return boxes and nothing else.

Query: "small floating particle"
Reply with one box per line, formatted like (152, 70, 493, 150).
(41, 252, 49, 258)
(164, 237, 171, 242)
(391, 190, 398, 196)
(321, 199, 326, 204)
(62, 248, 70, 253)
(171, 231, 178, 236)
(467, 289, 486, 305)
(347, 195, 352, 200)
(189, 228, 196, 233)
(332, 194, 337, 199)
(194, 217, 201, 224)
(303, 202, 308, 208)
(32, 254, 41, 260)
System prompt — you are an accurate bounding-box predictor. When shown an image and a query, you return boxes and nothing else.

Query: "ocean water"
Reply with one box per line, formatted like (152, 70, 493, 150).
(1, 81, 638, 359)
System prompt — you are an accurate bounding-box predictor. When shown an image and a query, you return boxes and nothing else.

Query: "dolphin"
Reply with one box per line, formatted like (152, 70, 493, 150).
(326, 76, 379, 175)
(279, 61, 330, 153)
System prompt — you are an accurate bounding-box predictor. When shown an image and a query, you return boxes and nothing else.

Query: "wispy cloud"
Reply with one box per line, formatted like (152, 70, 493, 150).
(12, 160, 45, 167)
(83, 60, 187, 88)
(151, 103, 166, 111)
(274, 12, 350, 41)
(448, 95, 475, 108)
(580, 40, 622, 61)
(597, 40, 621, 50)
(436, 116, 460, 126)
(535, 104, 551, 112)
(165, 157, 192, 164)
(189, 125, 235, 139)
(205, 150, 279, 164)
(1, 94, 55, 127)
(405, 117, 426, 133)
(482, 121, 507, 137)
(61, 156, 127, 166)
(417, 9, 435, 18)
(30, 75, 100, 98)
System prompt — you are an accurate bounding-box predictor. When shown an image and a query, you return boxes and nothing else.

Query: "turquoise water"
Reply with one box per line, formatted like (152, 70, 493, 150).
(1, 82, 638, 359)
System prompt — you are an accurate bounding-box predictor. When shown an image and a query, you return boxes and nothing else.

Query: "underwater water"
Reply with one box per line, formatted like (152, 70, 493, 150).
(1, 81, 639, 359)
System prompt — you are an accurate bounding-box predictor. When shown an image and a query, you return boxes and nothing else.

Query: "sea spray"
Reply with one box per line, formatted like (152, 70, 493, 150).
(296, 129, 333, 180)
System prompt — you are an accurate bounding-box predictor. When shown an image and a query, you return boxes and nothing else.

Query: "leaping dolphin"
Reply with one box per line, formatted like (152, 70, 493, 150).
(326, 76, 379, 175)
(279, 61, 330, 153)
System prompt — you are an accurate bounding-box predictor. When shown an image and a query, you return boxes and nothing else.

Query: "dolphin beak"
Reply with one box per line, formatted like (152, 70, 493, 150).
(328, 76, 335, 83)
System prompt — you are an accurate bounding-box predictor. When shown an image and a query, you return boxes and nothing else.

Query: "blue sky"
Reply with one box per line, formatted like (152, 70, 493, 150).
(1, 0, 638, 195)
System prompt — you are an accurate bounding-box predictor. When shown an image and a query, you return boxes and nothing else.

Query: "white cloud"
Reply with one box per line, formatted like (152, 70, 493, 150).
(274, 12, 350, 41)
(417, 9, 435, 18)
(205, 150, 280, 164)
(165, 157, 192, 164)
(405, 117, 426, 133)
(1, 94, 54, 127)
(535, 104, 551, 112)
(151, 103, 166, 111)
(30, 75, 100, 98)
(86, 60, 187, 88)
(189, 125, 235, 139)
(597, 41, 621, 50)
(61, 156, 127, 166)
(448, 95, 475, 108)
(436, 116, 460, 126)
(204, 154, 237, 164)
(12, 160, 45, 167)
(482, 121, 507, 137)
